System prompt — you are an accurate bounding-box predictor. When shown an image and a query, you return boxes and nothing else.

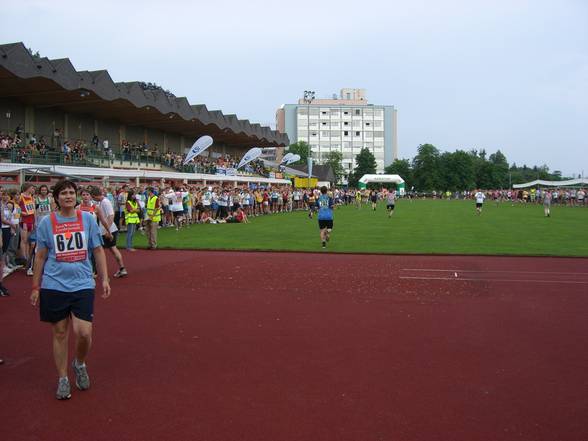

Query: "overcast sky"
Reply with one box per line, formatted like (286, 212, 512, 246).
(2, 0, 587, 175)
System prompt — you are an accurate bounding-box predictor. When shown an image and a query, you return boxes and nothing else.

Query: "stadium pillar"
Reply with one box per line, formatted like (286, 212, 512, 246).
(24, 105, 35, 135)
(64, 114, 69, 139)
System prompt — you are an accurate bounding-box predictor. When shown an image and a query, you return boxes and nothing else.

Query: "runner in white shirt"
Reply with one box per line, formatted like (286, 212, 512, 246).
(474, 190, 486, 215)
(164, 187, 189, 230)
(90, 187, 127, 278)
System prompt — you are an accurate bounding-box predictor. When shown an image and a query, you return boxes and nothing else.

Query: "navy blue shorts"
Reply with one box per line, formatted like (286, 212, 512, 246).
(40, 288, 95, 323)
(318, 219, 333, 230)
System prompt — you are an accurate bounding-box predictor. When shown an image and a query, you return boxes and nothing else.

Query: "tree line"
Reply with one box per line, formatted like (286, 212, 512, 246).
(383, 144, 566, 191)
(287, 141, 566, 190)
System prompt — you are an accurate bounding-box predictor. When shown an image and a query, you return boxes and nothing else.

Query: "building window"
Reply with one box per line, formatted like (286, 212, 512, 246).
(321, 111, 327, 115)
(355, 131, 360, 137)
(365, 122, 371, 126)
(311, 132, 317, 137)
(343, 121, 349, 126)
(343, 111, 349, 115)
(321, 122, 327, 126)
(343, 131, 349, 136)
(355, 109, 361, 116)
(321, 131, 329, 137)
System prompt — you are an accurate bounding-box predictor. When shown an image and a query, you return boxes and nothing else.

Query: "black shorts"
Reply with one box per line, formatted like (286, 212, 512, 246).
(318, 219, 333, 230)
(387, 204, 395, 210)
(476, 202, 483, 208)
(40, 288, 95, 323)
(102, 231, 118, 249)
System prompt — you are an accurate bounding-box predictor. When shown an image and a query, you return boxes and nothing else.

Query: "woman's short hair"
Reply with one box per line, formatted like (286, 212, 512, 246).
(52, 180, 78, 208)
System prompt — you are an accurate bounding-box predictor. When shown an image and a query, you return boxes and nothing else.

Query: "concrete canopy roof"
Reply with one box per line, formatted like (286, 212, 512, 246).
(0, 42, 288, 148)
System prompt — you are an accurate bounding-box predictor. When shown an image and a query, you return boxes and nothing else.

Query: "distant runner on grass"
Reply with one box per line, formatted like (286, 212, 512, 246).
(316, 186, 334, 249)
(475, 189, 486, 215)
(386, 188, 396, 217)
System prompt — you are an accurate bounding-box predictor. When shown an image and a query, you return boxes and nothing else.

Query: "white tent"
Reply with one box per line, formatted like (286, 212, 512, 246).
(513, 178, 588, 189)
(358, 174, 405, 194)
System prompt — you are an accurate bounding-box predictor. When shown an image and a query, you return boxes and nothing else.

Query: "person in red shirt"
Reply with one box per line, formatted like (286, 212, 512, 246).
(19, 183, 36, 266)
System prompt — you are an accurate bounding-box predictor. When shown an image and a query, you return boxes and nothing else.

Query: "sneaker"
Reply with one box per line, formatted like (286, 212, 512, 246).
(26, 268, 34, 276)
(0, 284, 9, 296)
(56, 377, 71, 400)
(322, 241, 326, 249)
(72, 360, 90, 391)
(113, 268, 128, 278)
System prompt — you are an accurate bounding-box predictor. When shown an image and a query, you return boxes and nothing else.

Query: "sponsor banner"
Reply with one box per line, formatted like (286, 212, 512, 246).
(294, 177, 318, 188)
(215, 167, 236, 176)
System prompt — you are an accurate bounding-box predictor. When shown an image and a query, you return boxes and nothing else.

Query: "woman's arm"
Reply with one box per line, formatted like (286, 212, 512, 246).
(30, 247, 48, 306)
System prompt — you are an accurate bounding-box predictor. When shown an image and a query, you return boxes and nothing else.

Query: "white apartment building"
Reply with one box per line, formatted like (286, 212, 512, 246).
(276, 89, 398, 177)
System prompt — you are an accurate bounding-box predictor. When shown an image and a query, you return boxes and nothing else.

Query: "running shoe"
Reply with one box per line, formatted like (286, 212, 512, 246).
(0, 284, 9, 296)
(56, 377, 71, 400)
(72, 360, 90, 390)
(26, 268, 34, 276)
(113, 268, 128, 278)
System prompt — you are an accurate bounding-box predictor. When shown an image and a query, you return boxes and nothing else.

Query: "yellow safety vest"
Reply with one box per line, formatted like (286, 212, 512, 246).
(146, 196, 161, 222)
(125, 200, 140, 224)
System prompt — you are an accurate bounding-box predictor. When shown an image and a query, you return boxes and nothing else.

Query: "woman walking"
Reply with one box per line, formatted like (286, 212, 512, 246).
(31, 180, 111, 400)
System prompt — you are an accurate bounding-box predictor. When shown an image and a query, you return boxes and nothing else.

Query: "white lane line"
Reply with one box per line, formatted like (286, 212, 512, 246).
(399, 276, 588, 285)
(401, 269, 588, 276)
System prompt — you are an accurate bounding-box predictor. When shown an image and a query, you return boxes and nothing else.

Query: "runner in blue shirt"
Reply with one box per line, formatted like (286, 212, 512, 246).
(30, 180, 111, 400)
(316, 186, 334, 249)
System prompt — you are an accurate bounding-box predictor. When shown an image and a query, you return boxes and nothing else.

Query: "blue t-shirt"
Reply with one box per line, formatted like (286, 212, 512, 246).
(37, 211, 103, 292)
(317, 195, 334, 220)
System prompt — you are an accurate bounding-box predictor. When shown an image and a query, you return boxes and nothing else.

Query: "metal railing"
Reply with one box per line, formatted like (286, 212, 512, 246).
(0, 147, 271, 178)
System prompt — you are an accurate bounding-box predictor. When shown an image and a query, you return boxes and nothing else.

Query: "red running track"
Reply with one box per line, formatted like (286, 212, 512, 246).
(1, 250, 587, 441)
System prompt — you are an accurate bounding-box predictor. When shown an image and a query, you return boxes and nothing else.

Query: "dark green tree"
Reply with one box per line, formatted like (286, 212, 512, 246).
(488, 150, 509, 188)
(286, 141, 310, 164)
(385, 159, 412, 188)
(348, 148, 377, 187)
(324, 150, 345, 184)
(439, 150, 475, 191)
(412, 143, 441, 191)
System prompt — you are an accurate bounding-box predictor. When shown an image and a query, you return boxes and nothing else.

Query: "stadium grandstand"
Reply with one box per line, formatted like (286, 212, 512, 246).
(0, 42, 290, 187)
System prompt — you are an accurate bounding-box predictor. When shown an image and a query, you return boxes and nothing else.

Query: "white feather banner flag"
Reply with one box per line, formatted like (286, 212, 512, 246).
(184, 135, 213, 165)
(280, 152, 294, 165)
(284, 154, 301, 165)
(237, 147, 263, 169)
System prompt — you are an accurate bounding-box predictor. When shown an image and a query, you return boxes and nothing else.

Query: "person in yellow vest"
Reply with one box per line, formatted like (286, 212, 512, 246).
(124, 190, 141, 252)
(145, 187, 161, 250)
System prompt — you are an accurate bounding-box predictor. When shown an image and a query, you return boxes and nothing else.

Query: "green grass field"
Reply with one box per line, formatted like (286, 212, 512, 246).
(120, 200, 588, 257)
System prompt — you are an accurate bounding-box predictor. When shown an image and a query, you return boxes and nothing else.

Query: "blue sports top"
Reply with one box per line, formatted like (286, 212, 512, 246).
(317, 195, 334, 220)
(36, 211, 103, 292)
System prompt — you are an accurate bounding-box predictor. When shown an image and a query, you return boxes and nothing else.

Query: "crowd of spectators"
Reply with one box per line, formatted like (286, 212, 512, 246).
(138, 82, 176, 98)
(3, 126, 273, 178)
(405, 188, 588, 206)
